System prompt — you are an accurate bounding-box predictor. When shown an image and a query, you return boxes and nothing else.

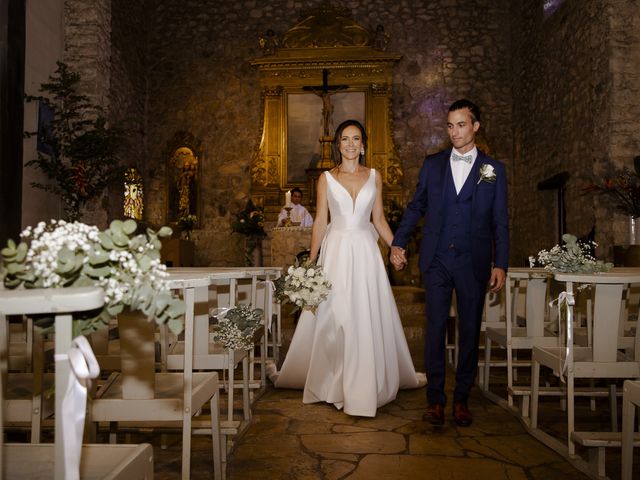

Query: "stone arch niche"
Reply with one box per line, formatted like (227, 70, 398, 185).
(165, 131, 202, 227)
(250, 2, 402, 221)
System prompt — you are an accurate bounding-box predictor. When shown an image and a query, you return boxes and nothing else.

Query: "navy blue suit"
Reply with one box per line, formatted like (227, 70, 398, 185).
(392, 148, 508, 405)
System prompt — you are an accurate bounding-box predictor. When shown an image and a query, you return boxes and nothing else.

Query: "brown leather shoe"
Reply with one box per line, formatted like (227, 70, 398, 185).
(423, 403, 445, 426)
(452, 401, 473, 427)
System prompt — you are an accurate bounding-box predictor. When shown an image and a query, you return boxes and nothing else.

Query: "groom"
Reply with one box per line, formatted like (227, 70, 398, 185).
(391, 99, 508, 427)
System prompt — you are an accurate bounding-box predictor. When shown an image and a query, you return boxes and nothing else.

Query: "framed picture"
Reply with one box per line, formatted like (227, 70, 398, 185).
(36, 100, 56, 155)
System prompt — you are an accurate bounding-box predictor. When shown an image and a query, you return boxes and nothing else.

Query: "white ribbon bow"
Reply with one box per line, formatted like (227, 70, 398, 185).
(549, 290, 575, 382)
(262, 280, 275, 332)
(54, 335, 100, 480)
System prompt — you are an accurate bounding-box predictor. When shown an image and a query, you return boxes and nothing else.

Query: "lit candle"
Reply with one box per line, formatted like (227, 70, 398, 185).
(285, 190, 292, 208)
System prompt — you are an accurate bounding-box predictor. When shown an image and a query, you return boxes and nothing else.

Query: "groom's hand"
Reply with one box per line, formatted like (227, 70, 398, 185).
(390, 246, 407, 270)
(489, 267, 506, 292)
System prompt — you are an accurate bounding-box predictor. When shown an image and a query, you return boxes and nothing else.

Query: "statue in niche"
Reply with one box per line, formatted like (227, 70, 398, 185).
(123, 167, 143, 220)
(259, 29, 279, 55)
(373, 24, 389, 51)
(170, 146, 198, 220)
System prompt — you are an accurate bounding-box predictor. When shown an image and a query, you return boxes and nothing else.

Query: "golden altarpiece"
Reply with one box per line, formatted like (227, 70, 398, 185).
(250, 3, 403, 223)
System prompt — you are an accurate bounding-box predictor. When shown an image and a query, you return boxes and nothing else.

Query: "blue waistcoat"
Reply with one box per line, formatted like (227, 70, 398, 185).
(435, 164, 475, 259)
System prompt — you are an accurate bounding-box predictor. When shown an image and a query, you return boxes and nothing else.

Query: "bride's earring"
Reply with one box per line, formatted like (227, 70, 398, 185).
(360, 148, 365, 156)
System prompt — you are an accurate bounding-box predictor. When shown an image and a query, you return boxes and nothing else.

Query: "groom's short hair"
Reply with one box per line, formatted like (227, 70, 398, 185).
(449, 99, 481, 124)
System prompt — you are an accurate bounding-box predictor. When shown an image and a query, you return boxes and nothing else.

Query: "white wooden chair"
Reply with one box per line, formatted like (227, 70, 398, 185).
(0, 287, 153, 480)
(89, 277, 222, 480)
(622, 379, 640, 480)
(530, 271, 640, 473)
(483, 268, 555, 413)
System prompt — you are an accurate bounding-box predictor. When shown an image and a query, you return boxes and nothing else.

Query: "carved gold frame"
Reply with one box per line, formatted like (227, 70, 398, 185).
(250, 2, 403, 220)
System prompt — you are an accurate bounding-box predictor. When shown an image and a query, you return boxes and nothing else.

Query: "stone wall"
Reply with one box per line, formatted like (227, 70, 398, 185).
(108, 0, 149, 221)
(63, 0, 112, 227)
(600, 0, 640, 253)
(58, 0, 640, 268)
(140, 0, 513, 266)
(510, 0, 640, 263)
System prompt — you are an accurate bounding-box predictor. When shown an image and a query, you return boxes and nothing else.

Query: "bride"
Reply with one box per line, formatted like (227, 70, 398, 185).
(269, 119, 425, 417)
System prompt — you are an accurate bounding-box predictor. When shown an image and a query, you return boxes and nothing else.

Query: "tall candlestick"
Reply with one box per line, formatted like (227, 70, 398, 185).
(285, 190, 292, 208)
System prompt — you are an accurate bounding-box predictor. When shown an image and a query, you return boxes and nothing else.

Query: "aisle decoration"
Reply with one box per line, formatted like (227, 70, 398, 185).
(274, 261, 331, 313)
(529, 233, 612, 274)
(211, 304, 263, 350)
(0, 218, 185, 335)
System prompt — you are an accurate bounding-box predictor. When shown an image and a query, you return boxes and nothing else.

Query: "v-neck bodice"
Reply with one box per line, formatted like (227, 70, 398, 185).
(324, 169, 376, 230)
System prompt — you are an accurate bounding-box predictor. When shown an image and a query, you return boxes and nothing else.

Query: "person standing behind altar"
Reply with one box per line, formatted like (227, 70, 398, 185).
(277, 187, 313, 227)
(390, 99, 509, 427)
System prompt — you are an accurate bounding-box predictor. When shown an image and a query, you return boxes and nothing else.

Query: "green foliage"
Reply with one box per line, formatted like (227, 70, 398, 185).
(25, 62, 122, 221)
(231, 200, 266, 237)
(0, 219, 184, 337)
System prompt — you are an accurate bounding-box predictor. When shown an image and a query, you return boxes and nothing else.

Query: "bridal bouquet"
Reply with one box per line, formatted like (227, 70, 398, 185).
(211, 304, 263, 350)
(275, 262, 331, 312)
(529, 233, 612, 274)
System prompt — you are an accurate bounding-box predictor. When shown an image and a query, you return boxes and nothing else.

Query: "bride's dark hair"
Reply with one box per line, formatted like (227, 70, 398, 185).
(332, 119, 368, 166)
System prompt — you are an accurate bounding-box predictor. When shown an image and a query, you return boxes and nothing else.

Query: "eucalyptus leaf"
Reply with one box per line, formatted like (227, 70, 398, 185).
(89, 249, 109, 264)
(167, 317, 184, 335)
(15, 243, 28, 263)
(98, 232, 115, 250)
(109, 219, 124, 234)
(122, 219, 137, 235)
(111, 231, 129, 247)
(167, 300, 186, 318)
(157, 226, 173, 238)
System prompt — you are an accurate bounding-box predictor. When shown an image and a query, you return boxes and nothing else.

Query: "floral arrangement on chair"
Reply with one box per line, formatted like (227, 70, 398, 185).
(211, 304, 263, 350)
(230, 199, 266, 266)
(274, 261, 331, 313)
(529, 233, 612, 274)
(0, 219, 185, 336)
(584, 156, 640, 218)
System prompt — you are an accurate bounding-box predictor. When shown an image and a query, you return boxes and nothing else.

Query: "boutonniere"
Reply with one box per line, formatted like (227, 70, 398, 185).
(477, 164, 496, 184)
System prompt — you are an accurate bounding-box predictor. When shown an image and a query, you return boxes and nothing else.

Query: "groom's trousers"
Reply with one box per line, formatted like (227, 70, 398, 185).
(424, 252, 487, 405)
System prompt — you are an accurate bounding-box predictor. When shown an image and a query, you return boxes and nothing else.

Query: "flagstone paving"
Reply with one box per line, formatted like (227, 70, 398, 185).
(225, 382, 589, 479)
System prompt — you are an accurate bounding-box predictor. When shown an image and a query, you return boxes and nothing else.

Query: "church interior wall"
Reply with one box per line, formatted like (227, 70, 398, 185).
(17, 0, 640, 268)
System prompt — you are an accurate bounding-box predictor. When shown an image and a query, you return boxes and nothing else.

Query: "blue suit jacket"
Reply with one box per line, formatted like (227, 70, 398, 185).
(392, 148, 509, 282)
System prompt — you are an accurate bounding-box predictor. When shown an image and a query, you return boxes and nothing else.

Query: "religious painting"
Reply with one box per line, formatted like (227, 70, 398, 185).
(286, 91, 365, 183)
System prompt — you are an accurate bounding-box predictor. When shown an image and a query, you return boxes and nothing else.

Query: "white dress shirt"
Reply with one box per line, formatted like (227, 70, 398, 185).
(277, 204, 313, 227)
(450, 146, 478, 194)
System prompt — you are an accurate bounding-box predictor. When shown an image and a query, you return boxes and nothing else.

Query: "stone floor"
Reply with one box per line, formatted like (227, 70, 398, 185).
(225, 375, 590, 480)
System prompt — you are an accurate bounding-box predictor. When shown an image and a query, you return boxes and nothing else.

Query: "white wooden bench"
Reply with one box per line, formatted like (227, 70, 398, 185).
(571, 431, 640, 478)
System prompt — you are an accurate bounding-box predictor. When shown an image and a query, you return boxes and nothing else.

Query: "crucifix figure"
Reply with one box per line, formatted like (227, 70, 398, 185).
(303, 69, 348, 137)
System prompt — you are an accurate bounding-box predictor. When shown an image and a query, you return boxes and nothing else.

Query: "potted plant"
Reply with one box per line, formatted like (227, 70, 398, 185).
(231, 200, 266, 266)
(585, 156, 640, 244)
(25, 62, 122, 221)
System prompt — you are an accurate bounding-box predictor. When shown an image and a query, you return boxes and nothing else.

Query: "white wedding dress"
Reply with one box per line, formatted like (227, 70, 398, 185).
(270, 169, 424, 417)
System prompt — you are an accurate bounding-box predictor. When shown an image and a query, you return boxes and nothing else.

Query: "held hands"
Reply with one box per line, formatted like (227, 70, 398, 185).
(489, 267, 506, 292)
(390, 246, 408, 270)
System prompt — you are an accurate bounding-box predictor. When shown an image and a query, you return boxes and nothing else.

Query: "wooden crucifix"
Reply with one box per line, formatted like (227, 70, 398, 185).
(303, 69, 348, 137)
